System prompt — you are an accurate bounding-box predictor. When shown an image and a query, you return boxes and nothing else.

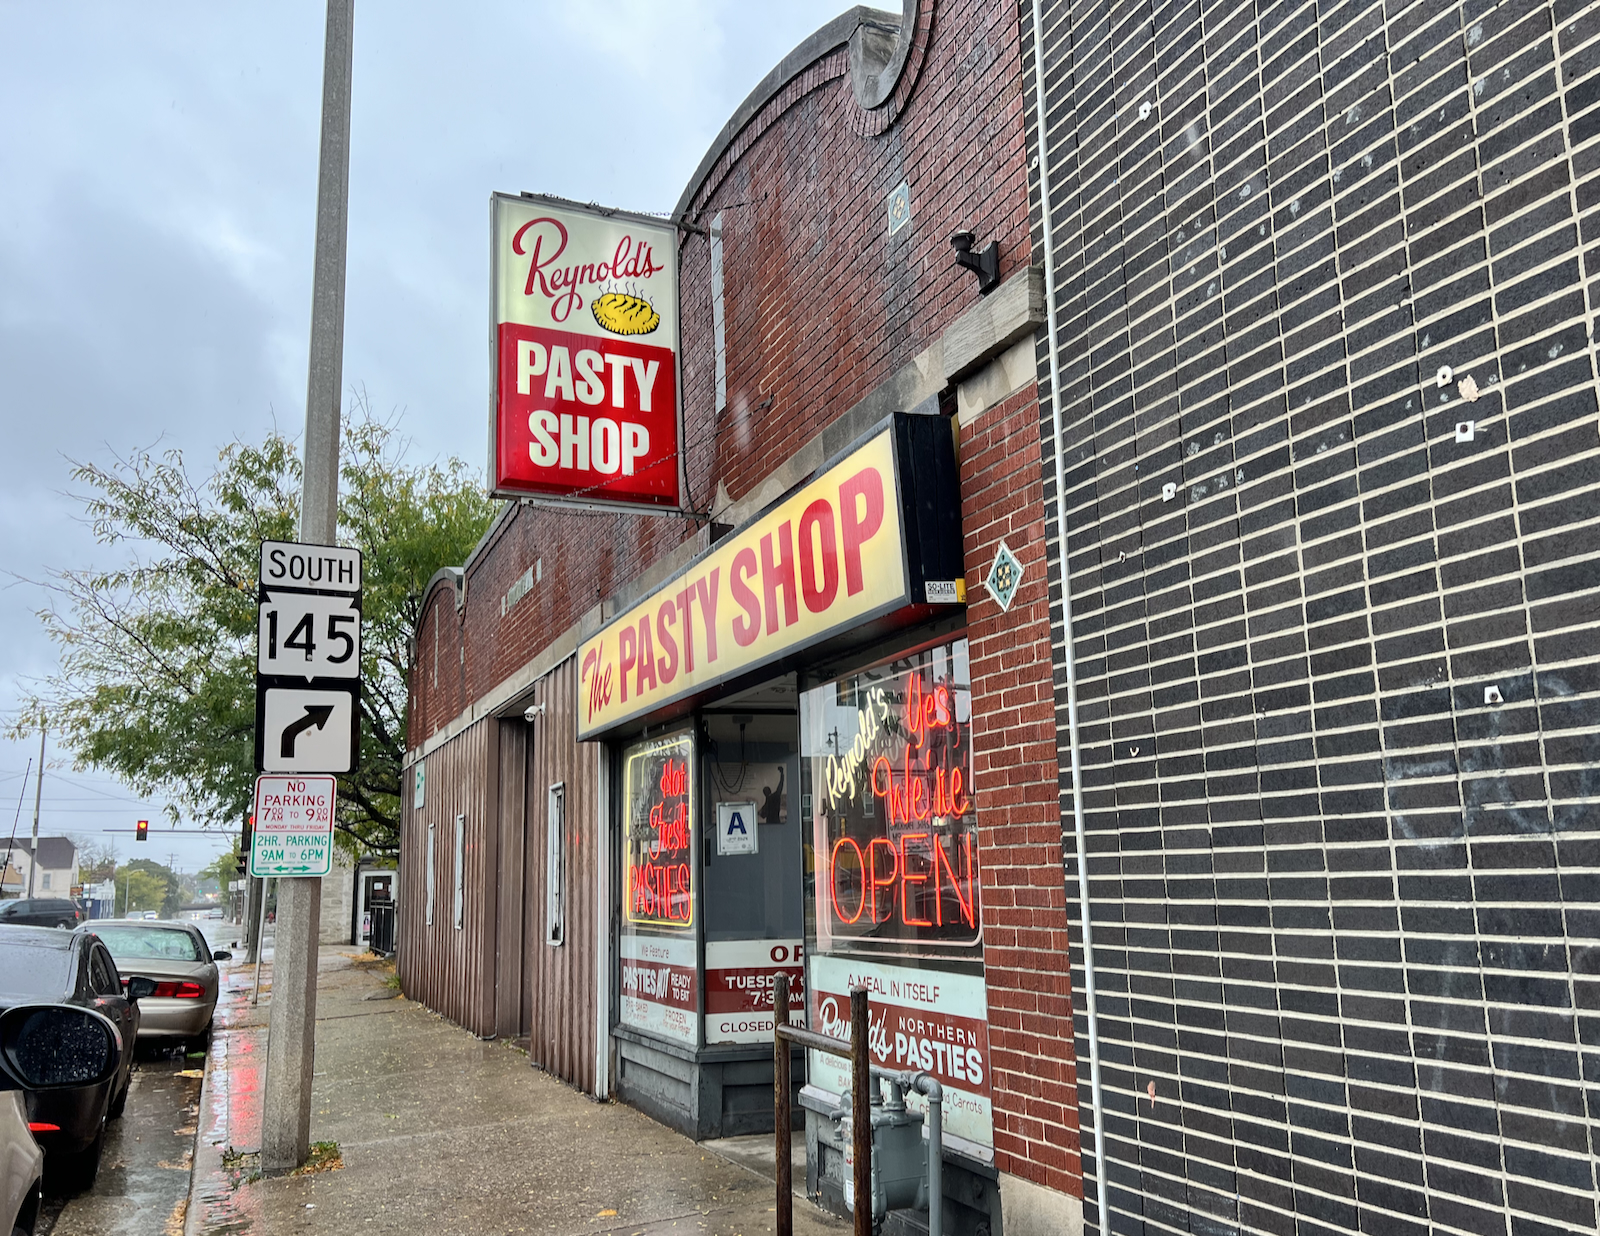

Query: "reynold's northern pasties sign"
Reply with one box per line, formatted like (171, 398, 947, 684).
(490, 192, 682, 509)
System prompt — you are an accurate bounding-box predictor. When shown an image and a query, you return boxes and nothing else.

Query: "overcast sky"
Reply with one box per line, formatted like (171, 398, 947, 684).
(0, 0, 850, 874)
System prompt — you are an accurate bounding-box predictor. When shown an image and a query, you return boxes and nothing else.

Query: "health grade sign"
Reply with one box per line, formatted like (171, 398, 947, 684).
(491, 192, 681, 510)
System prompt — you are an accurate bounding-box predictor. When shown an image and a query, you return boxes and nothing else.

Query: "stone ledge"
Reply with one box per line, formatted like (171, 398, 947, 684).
(941, 265, 1044, 383)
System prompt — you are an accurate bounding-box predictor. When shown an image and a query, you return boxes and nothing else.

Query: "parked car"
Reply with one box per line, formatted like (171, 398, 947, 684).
(0, 1003, 123, 1230)
(80, 920, 229, 1049)
(0, 926, 148, 1191)
(0, 1085, 42, 1235)
(0, 899, 84, 930)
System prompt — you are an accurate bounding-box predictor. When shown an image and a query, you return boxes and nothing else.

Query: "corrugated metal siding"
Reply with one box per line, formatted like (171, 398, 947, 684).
(403, 657, 603, 1095)
(398, 719, 497, 1037)
(520, 659, 602, 1094)
(495, 717, 528, 1041)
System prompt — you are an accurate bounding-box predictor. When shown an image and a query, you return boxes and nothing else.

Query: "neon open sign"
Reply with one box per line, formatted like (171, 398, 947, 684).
(804, 641, 981, 956)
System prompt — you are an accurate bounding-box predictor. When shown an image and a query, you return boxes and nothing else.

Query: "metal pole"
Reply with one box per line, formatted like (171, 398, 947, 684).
(261, 0, 353, 1176)
(850, 987, 871, 1236)
(252, 878, 271, 1006)
(26, 728, 44, 898)
(774, 973, 792, 1236)
(1028, 3, 1111, 1233)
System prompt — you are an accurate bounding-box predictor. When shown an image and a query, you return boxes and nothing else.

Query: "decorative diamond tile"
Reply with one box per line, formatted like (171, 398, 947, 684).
(983, 540, 1024, 611)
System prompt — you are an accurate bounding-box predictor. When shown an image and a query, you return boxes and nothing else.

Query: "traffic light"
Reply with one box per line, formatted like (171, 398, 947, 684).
(237, 816, 253, 876)
(135, 819, 149, 842)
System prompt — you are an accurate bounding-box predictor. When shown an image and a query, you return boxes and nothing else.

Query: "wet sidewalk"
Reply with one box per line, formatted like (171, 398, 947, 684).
(185, 948, 848, 1236)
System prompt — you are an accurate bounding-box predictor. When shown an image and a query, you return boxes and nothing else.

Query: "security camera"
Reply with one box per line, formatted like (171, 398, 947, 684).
(523, 703, 546, 723)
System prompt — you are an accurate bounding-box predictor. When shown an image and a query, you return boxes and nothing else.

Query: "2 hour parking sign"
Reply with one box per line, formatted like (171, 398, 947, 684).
(250, 774, 336, 877)
(254, 541, 362, 775)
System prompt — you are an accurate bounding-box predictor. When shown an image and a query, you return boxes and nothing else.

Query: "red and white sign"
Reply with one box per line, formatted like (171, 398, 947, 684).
(808, 954, 994, 1154)
(491, 192, 681, 509)
(619, 933, 696, 1046)
(704, 939, 806, 1045)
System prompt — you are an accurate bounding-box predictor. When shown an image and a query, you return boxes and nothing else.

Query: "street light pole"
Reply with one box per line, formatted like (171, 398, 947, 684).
(260, 0, 354, 1176)
(26, 728, 44, 899)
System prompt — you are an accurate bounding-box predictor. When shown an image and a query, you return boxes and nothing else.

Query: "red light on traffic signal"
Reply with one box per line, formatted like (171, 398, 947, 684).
(136, 820, 149, 842)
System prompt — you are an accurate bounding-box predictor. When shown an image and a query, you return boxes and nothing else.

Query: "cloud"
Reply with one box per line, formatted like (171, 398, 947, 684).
(0, 0, 853, 850)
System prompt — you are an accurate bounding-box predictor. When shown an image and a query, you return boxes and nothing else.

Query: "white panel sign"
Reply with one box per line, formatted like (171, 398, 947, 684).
(250, 774, 335, 877)
(618, 933, 697, 1047)
(715, 801, 758, 856)
(257, 592, 361, 679)
(259, 686, 357, 774)
(259, 541, 362, 594)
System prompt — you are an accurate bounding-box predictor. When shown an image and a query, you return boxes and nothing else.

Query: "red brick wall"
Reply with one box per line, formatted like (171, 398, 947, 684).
(404, 0, 1081, 1204)
(960, 382, 1083, 1199)
(408, 0, 1034, 752)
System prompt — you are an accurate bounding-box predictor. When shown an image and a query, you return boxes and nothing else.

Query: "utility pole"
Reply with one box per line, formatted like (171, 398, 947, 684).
(26, 727, 44, 898)
(260, 0, 354, 1176)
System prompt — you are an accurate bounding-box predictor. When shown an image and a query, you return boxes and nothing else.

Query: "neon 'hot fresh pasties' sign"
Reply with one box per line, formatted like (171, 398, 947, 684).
(622, 729, 695, 930)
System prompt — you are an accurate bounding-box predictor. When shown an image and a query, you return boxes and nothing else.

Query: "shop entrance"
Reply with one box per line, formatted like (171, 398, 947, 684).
(612, 678, 808, 1139)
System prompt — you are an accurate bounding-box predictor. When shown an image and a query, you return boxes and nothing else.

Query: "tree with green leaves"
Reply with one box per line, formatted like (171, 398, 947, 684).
(198, 843, 243, 896)
(16, 416, 497, 855)
(114, 865, 172, 917)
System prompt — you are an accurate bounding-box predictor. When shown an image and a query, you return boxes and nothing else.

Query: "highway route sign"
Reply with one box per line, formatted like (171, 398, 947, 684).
(255, 540, 362, 775)
(258, 592, 361, 679)
(250, 774, 335, 878)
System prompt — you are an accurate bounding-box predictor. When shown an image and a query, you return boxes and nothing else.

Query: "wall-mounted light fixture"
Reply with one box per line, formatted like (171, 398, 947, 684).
(950, 229, 1000, 294)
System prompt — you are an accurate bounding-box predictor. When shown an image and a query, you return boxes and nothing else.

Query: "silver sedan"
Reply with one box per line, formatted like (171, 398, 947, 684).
(77, 921, 231, 1047)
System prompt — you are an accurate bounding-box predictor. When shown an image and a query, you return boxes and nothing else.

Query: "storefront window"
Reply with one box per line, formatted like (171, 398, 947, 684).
(618, 727, 697, 1046)
(800, 640, 980, 960)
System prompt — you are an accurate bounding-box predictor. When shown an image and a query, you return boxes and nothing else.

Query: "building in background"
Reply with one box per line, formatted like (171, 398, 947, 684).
(401, 2, 1085, 1233)
(1024, 0, 1600, 1233)
(0, 836, 79, 898)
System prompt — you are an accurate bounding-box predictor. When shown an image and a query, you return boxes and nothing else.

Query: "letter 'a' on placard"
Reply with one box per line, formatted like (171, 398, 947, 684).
(489, 192, 683, 512)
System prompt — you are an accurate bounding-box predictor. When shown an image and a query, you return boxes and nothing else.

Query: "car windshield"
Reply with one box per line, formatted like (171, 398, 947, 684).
(0, 942, 73, 998)
(93, 925, 202, 963)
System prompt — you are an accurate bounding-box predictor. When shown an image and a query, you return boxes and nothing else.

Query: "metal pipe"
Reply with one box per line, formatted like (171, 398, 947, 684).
(252, 877, 271, 1006)
(913, 1073, 942, 1236)
(778, 1023, 856, 1058)
(1028, 2, 1111, 1233)
(774, 973, 793, 1236)
(850, 987, 872, 1236)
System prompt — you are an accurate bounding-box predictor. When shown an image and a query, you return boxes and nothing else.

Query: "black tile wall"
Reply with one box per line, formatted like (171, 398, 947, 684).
(1021, 0, 1600, 1231)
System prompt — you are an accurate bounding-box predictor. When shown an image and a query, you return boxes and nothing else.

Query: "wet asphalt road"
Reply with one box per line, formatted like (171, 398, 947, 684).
(37, 917, 246, 1236)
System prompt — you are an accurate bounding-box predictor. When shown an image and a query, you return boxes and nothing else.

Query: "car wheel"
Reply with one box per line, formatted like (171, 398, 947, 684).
(46, 1124, 104, 1195)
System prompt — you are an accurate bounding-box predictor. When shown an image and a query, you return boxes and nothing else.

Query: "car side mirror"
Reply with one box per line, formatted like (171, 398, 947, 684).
(0, 1005, 121, 1090)
(126, 976, 159, 1001)
(211, 950, 232, 961)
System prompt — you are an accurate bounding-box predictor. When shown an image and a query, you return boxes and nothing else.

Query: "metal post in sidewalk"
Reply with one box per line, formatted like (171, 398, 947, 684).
(774, 978, 872, 1236)
(252, 878, 271, 1006)
(260, 0, 353, 1176)
(774, 975, 792, 1236)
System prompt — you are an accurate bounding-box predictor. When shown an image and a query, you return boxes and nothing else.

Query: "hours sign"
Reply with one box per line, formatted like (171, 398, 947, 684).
(250, 774, 336, 878)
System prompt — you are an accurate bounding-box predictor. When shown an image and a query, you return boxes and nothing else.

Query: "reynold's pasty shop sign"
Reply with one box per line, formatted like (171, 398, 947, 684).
(490, 192, 681, 510)
(577, 415, 966, 740)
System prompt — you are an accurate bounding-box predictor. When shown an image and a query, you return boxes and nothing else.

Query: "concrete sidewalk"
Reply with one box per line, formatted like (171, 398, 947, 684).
(184, 948, 847, 1236)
